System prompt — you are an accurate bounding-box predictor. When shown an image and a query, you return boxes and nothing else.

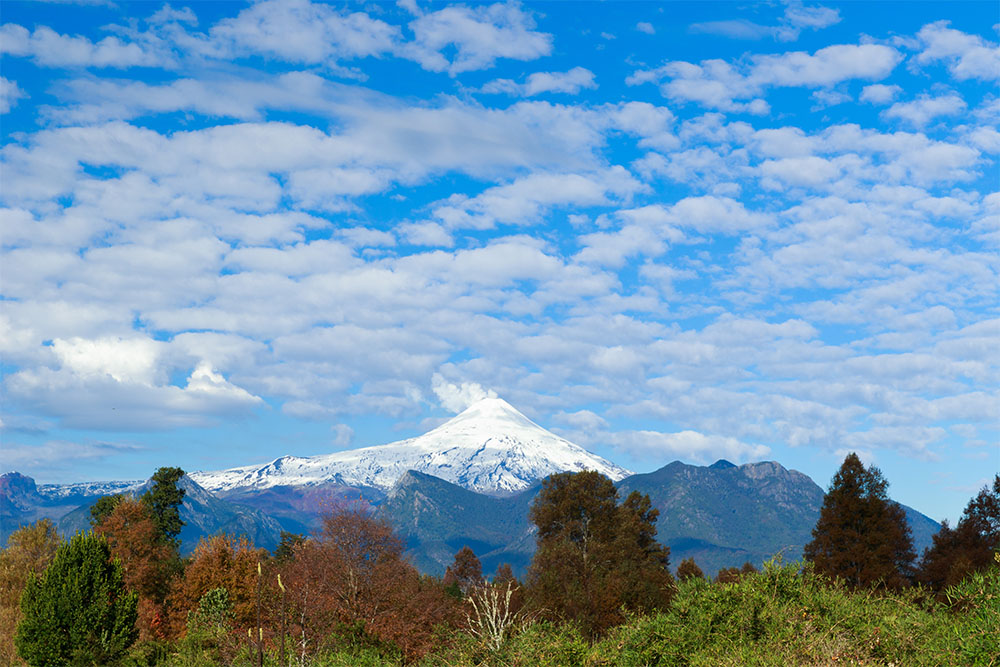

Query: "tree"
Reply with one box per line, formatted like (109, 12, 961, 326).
(918, 474, 1000, 591)
(804, 453, 915, 590)
(90, 494, 125, 528)
(715, 562, 757, 585)
(94, 497, 180, 639)
(273, 531, 305, 564)
(16, 532, 138, 665)
(527, 471, 673, 637)
(280, 506, 457, 661)
(0, 520, 61, 665)
(676, 557, 705, 582)
(142, 467, 185, 546)
(443, 546, 483, 597)
(167, 534, 266, 637)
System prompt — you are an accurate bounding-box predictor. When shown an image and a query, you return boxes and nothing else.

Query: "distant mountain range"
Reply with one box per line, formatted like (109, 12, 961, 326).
(1, 398, 940, 576)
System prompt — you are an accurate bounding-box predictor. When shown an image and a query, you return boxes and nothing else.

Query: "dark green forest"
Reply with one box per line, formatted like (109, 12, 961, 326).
(1, 456, 997, 666)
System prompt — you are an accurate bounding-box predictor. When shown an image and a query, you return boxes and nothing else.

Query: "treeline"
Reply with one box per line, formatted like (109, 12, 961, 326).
(0, 456, 997, 666)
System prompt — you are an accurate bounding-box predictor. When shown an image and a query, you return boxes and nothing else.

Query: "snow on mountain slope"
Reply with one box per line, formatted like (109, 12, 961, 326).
(190, 398, 631, 495)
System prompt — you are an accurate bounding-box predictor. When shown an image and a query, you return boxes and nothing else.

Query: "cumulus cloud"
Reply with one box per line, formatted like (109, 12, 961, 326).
(915, 20, 1000, 81)
(482, 67, 597, 96)
(432, 373, 497, 413)
(0, 77, 26, 113)
(431, 167, 644, 230)
(206, 0, 399, 64)
(882, 94, 967, 127)
(610, 429, 771, 464)
(402, 2, 551, 74)
(5, 337, 262, 430)
(860, 83, 902, 104)
(629, 43, 901, 111)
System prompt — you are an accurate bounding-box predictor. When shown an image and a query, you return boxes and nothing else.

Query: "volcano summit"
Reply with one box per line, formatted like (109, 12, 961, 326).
(189, 398, 630, 496)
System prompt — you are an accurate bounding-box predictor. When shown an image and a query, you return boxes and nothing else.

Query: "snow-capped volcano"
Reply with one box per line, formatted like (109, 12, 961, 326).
(189, 398, 631, 495)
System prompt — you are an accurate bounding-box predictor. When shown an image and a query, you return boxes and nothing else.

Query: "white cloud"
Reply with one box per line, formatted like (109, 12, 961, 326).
(0, 439, 144, 471)
(811, 88, 851, 108)
(397, 221, 454, 247)
(860, 83, 902, 104)
(610, 429, 771, 464)
(206, 0, 399, 64)
(482, 67, 596, 96)
(629, 43, 900, 112)
(431, 167, 644, 230)
(403, 2, 551, 74)
(0, 22, 173, 68)
(636, 22, 655, 35)
(6, 358, 263, 430)
(431, 373, 497, 413)
(331, 423, 354, 447)
(882, 94, 967, 128)
(0, 77, 26, 113)
(690, 2, 840, 42)
(916, 20, 1000, 81)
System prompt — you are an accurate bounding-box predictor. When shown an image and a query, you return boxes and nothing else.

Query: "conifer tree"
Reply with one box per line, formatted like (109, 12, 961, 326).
(16, 532, 137, 665)
(90, 494, 125, 528)
(141, 467, 185, 546)
(804, 453, 915, 590)
(918, 474, 999, 590)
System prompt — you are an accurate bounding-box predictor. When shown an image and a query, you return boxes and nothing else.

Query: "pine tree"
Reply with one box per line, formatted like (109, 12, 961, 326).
(804, 453, 915, 590)
(89, 494, 125, 528)
(141, 467, 185, 546)
(16, 532, 138, 666)
(918, 474, 999, 590)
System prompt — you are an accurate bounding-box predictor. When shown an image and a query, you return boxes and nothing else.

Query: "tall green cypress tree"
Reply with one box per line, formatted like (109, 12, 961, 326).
(804, 453, 915, 590)
(16, 532, 138, 666)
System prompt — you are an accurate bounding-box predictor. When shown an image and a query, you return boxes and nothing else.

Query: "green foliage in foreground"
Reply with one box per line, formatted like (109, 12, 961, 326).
(428, 559, 999, 667)
(17, 532, 138, 666)
(123, 559, 998, 667)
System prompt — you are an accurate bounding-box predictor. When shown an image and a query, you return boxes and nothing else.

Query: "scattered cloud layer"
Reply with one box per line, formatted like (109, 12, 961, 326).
(0, 1, 996, 521)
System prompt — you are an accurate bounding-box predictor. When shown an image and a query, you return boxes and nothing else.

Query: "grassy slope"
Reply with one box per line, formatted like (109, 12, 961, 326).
(420, 560, 999, 667)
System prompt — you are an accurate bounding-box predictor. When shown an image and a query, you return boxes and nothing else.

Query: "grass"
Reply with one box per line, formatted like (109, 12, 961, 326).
(422, 559, 999, 667)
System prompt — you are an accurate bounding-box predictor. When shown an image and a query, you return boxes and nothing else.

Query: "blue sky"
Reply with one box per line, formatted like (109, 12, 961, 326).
(1, 0, 997, 524)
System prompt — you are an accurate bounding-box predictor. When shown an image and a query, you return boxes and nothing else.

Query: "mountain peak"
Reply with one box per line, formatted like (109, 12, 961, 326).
(431, 396, 540, 434)
(192, 397, 631, 496)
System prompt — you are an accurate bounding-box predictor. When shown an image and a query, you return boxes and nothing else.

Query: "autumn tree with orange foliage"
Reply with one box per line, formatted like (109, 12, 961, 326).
(94, 497, 179, 640)
(279, 505, 458, 662)
(444, 546, 484, 597)
(168, 534, 269, 638)
(0, 520, 61, 665)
